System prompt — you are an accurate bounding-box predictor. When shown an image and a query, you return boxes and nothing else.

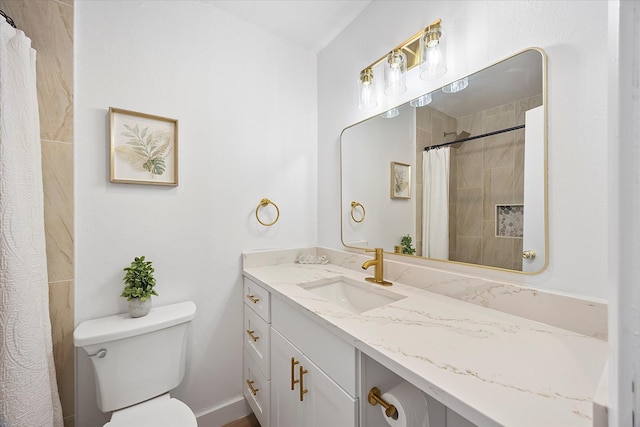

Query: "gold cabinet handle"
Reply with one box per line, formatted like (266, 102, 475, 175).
(299, 366, 309, 402)
(522, 250, 536, 259)
(246, 294, 260, 304)
(246, 329, 259, 342)
(291, 357, 300, 390)
(246, 379, 259, 396)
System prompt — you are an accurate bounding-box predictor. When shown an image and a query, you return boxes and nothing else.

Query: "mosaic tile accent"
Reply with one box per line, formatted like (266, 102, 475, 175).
(496, 204, 523, 237)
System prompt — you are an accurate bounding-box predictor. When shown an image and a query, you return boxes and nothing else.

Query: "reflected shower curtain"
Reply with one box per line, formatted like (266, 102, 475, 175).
(0, 20, 63, 427)
(422, 148, 450, 259)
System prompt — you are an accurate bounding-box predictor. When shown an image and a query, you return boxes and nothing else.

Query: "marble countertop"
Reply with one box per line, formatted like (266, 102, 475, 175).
(243, 262, 608, 427)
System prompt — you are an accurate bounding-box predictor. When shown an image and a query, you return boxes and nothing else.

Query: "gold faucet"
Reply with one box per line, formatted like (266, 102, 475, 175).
(362, 248, 392, 286)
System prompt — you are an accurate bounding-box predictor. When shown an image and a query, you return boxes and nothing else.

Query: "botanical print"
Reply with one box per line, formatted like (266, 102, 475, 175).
(391, 162, 411, 199)
(110, 107, 178, 186)
(116, 123, 172, 177)
(394, 167, 408, 194)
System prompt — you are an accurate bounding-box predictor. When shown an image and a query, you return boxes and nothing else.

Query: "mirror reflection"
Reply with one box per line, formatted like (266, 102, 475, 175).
(341, 48, 547, 273)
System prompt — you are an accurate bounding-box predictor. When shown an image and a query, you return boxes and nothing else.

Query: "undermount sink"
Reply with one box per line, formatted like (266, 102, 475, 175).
(298, 276, 406, 314)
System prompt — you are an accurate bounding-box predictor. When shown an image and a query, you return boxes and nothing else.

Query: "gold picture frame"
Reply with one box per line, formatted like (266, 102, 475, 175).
(109, 107, 178, 186)
(390, 161, 411, 199)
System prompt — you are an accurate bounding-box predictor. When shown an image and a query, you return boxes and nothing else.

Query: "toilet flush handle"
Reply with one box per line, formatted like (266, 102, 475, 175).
(87, 349, 107, 358)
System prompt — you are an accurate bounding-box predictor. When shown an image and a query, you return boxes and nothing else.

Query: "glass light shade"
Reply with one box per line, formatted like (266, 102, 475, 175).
(419, 27, 447, 81)
(384, 50, 407, 96)
(442, 77, 469, 93)
(379, 107, 399, 119)
(410, 93, 433, 107)
(358, 69, 378, 109)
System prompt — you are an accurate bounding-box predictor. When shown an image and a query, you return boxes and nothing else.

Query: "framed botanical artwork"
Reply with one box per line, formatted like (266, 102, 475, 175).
(390, 161, 411, 199)
(109, 107, 178, 186)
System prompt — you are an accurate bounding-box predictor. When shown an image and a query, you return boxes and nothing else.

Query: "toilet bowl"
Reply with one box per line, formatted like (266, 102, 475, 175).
(105, 393, 196, 427)
(74, 301, 197, 426)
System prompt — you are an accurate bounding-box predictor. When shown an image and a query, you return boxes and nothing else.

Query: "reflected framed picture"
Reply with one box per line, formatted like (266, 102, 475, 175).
(109, 107, 178, 186)
(390, 161, 411, 199)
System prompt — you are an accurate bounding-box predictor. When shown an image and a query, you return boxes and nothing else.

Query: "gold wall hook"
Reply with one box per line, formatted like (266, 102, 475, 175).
(368, 387, 398, 419)
(255, 198, 280, 226)
(350, 201, 366, 223)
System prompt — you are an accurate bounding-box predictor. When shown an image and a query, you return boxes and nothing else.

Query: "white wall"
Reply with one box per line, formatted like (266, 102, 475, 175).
(608, 1, 640, 424)
(342, 103, 416, 249)
(318, 0, 609, 300)
(75, 1, 317, 425)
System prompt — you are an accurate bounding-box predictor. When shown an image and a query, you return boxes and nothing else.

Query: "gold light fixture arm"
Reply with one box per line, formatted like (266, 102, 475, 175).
(360, 18, 442, 78)
(255, 198, 280, 226)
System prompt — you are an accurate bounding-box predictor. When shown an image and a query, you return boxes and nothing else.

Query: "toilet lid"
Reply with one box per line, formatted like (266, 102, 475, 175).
(105, 395, 197, 427)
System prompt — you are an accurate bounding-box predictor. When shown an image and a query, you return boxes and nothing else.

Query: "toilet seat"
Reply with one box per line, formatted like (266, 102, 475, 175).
(105, 393, 197, 427)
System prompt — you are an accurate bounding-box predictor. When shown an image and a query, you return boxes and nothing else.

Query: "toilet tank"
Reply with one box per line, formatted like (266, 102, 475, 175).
(74, 301, 196, 412)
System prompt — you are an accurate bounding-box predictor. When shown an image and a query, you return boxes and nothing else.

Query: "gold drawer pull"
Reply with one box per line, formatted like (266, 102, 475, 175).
(246, 329, 259, 342)
(291, 357, 300, 390)
(246, 294, 260, 304)
(246, 379, 260, 396)
(299, 366, 309, 401)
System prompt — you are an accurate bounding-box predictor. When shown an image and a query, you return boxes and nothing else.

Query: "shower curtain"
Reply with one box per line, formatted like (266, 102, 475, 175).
(0, 20, 63, 427)
(422, 148, 450, 259)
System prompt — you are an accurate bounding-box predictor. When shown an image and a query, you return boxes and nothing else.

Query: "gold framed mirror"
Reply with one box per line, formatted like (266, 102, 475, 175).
(341, 48, 547, 273)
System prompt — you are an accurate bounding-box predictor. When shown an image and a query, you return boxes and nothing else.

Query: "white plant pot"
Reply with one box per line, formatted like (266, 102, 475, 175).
(128, 298, 152, 318)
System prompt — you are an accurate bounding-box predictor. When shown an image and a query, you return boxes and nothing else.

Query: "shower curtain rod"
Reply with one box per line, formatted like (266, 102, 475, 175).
(1, 10, 16, 29)
(424, 124, 525, 151)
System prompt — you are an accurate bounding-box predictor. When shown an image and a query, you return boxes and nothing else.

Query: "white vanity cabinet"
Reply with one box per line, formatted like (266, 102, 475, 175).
(270, 295, 358, 427)
(271, 328, 357, 427)
(243, 276, 358, 427)
(243, 277, 272, 427)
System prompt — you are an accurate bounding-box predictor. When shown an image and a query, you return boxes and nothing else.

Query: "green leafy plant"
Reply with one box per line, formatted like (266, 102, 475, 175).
(401, 234, 416, 255)
(121, 256, 158, 301)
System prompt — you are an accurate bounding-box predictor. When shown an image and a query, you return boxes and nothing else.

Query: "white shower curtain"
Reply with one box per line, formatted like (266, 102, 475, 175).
(0, 20, 63, 427)
(422, 148, 450, 259)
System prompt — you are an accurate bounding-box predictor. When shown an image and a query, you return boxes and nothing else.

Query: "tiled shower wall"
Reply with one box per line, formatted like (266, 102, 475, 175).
(456, 95, 542, 270)
(415, 95, 542, 270)
(0, 1, 75, 426)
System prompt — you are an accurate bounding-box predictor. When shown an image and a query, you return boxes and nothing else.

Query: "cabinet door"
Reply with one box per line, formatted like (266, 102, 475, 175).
(301, 353, 357, 427)
(271, 328, 304, 427)
(271, 328, 357, 427)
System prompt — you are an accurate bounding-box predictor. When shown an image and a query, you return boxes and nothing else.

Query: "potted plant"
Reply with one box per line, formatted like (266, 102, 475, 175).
(121, 256, 158, 317)
(401, 234, 416, 255)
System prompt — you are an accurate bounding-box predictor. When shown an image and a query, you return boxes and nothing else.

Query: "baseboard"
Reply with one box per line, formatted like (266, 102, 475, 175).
(195, 394, 252, 427)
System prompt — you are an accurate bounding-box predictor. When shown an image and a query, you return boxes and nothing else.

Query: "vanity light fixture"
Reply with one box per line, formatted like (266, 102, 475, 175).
(384, 50, 407, 95)
(410, 93, 432, 107)
(442, 77, 468, 93)
(380, 107, 400, 119)
(419, 22, 447, 81)
(358, 68, 378, 109)
(358, 19, 446, 109)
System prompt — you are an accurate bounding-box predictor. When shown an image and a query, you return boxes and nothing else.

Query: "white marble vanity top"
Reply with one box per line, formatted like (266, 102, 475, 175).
(243, 261, 608, 427)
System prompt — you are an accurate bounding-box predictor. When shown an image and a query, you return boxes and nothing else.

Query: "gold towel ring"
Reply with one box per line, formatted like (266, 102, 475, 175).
(256, 198, 280, 226)
(350, 201, 365, 223)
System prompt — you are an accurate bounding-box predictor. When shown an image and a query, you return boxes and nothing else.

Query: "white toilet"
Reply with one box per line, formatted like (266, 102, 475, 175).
(74, 301, 198, 426)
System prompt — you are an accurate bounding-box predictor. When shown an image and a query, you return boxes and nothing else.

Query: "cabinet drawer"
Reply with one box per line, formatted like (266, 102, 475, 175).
(244, 276, 271, 322)
(244, 306, 271, 378)
(243, 349, 270, 427)
(272, 296, 357, 397)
